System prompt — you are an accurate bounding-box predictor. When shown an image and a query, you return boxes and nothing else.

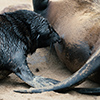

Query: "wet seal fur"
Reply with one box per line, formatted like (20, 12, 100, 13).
(14, 0, 100, 94)
(0, 10, 61, 88)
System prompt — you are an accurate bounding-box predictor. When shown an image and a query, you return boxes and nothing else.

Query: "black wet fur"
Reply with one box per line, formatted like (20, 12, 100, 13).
(0, 10, 61, 88)
(15, 0, 100, 94)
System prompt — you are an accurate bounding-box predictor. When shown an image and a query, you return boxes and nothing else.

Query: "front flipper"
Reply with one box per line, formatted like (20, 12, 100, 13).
(30, 76, 60, 88)
(13, 62, 60, 88)
(14, 75, 60, 93)
(14, 47, 100, 93)
(10, 50, 60, 89)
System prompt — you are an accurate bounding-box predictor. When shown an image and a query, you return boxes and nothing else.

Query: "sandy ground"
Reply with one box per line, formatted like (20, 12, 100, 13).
(0, 0, 100, 100)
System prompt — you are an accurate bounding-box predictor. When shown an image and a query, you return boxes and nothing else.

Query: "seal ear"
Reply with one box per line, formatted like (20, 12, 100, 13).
(32, 0, 49, 17)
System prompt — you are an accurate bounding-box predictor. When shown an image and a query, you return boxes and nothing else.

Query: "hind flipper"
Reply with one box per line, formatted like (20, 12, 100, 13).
(33, 0, 49, 17)
(73, 87, 100, 95)
(12, 60, 60, 88)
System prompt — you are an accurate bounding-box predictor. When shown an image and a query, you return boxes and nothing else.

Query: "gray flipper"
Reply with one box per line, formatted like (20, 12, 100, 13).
(14, 47, 100, 93)
(73, 88, 100, 95)
(14, 64, 60, 88)
(33, 0, 49, 17)
(10, 51, 60, 88)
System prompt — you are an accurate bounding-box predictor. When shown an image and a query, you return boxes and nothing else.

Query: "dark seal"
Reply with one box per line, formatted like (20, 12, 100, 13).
(0, 10, 61, 88)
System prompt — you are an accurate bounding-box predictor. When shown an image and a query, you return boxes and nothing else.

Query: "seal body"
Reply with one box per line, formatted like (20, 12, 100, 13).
(0, 10, 61, 87)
